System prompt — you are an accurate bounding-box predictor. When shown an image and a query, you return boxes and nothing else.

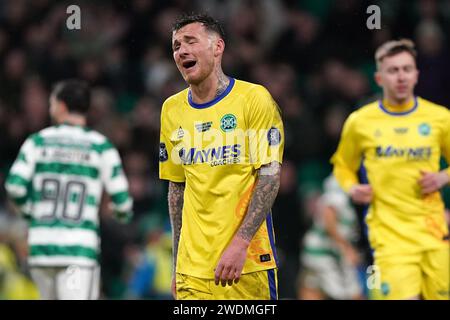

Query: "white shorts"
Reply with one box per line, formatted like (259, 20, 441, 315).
(30, 265, 100, 300)
(300, 254, 362, 299)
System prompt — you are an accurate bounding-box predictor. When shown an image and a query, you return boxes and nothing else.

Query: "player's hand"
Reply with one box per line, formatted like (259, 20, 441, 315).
(418, 170, 450, 195)
(214, 236, 249, 287)
(348, 184, 373, 204)
(171, 276, 176, 299)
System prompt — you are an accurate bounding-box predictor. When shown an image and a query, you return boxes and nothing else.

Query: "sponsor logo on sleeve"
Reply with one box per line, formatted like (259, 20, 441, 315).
(159, 142, 168, 162)
(267, 127, 281, 146)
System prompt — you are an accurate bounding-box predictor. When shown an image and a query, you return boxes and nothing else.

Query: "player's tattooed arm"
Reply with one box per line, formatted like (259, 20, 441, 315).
(237, 161, 281, 242)
(168, 181, 185, 271)
(215, 161, 281, 285)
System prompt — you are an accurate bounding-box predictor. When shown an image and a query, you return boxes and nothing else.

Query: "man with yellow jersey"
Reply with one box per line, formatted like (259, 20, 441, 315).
(159, 13, 284, 300)
(332, 39, 449, 300)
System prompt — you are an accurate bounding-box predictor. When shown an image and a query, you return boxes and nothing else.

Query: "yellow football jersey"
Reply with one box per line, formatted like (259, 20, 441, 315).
(332, 97, 450, 256)
(159, 78, 284, 279)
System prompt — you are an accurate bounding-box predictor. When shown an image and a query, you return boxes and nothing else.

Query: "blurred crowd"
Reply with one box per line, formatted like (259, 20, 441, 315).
(0, 0, 449, 299)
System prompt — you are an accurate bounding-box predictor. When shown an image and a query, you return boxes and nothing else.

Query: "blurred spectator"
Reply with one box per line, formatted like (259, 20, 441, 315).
(415, 19, 450, 107)
(0, 215, 39, 300)
(126, 215, 172, 300)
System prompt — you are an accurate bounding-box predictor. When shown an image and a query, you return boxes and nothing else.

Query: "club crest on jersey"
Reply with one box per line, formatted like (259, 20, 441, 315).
(267, 127, 281, 146)
(418, 123, 431, 136)
(159, 142, 168, 162)
(220, 114, 237, 132)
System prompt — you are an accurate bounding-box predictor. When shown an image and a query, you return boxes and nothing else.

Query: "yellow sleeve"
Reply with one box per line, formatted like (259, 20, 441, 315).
(159, 102, 185, 182)
(330, 112, 362, 192)
(439, 110, 450, 178)
(246, 85, 284, 169)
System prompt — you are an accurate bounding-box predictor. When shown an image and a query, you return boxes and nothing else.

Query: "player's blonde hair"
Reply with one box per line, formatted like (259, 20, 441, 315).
(375, 39, 417, 69)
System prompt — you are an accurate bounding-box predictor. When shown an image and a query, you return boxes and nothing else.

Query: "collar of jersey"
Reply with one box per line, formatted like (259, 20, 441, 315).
(59, 122, 89, 131)
(378, 96, 418, 116)
(61, 122, 78, 127)
(59, 122, 82, 129)
(188, 77, 235, 109)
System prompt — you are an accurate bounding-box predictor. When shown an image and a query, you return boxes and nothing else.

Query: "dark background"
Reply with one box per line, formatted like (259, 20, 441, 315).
(0, 0, 449, 299)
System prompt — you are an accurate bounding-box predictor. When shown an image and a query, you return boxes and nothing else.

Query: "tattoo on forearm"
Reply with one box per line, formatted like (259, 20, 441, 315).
(237, 162, 281, 242)
(215, 69, 229, 97)
(168, 181, 185, 271)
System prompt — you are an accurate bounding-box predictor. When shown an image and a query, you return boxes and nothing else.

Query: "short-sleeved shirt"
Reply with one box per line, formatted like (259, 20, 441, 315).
(159, 78, 284, 278)
(331, 97, 450, 255)
(5, 124, 132, 266)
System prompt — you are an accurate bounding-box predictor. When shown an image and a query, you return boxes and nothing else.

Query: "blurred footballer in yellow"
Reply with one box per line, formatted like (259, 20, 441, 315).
(332, 39, 449, 300)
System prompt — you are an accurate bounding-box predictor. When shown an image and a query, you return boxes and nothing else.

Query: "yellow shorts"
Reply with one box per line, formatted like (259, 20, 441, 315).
(371, 247, 449, 300)
(175, 269, 278, 300)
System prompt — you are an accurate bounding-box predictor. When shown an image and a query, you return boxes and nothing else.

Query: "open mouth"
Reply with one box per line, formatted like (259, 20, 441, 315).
(182, 60, 197, 69)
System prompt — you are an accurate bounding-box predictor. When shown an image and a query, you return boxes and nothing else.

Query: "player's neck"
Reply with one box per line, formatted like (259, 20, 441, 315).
(58, 114, 86, 127)
(382, 96, 415, 112)
(189, 69, 229, 104)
